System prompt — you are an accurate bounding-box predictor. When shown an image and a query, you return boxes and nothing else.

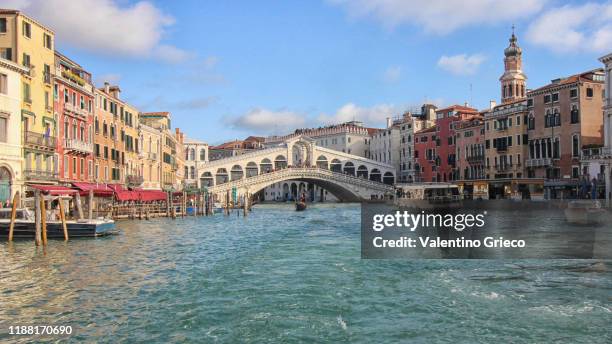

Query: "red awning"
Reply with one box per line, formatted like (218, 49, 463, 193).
(115, 190, 139, 202)
(72, 182, 114, 197)
(28, 184, 77, 195)
(139, 190, 167, 202)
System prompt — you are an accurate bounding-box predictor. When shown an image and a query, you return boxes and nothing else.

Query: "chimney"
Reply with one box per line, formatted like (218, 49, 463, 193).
(489, 100, 497, 110)
(464, 102, 469, 107)
(386, 117, 392, 128)
(104, 82, 110, 94)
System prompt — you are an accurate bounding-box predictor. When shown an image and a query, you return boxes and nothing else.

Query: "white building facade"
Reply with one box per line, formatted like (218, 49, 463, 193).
(583, 53, 612, 200)
(0, 59, 27, 203)
(183, 137, 209, 189)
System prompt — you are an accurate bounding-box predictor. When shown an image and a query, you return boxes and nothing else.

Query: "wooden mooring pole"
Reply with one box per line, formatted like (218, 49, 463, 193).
(59, 198, 69, 241)
(8, 191, 19, 242)
(88, 189, 94, 219)
(34, 191, 41, 246)
(41, 197, 48, 246)
(74, 192, 84, 220)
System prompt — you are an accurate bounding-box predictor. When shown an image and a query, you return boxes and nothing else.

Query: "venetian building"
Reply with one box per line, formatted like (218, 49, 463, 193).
(500, 28, 527, 104)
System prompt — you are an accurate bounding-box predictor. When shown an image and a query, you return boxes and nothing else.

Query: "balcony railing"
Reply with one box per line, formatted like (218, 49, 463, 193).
(64, 139, 93, 154)
(467, 155, 485, 164)
(24, 169, 58, 181)
(526, 158, 553, 167)
(582, 147, 612, 160)
(494, 164, 513, 172)
(24, 131, 56, 149)
(64, 102, 88, 117)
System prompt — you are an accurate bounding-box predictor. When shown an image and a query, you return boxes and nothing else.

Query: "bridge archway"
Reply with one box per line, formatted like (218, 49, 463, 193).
(274, 155, 287, 170)
(200, 171, 214, 187)
(330, 159, 342, 173)
(246, 162, 258, 177)
(316, 155, 328, 169)
(343, 162, 355, 176)
(291, 141, 311, 167)
(231, 165, 244, 181)
(216, 168, 229, 184)
(383, 172, 395, 185)
(260, 158, 273, 173)
(370, 168, 381, 182)
(357, 165, 368, 179)
(236, 175, 365, 202)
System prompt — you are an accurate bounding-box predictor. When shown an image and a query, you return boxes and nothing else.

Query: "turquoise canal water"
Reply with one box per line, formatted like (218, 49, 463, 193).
(1, 203, 611, 343)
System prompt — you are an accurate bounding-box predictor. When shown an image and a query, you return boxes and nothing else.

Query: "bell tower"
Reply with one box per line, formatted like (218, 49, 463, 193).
(500, 26, 527, 104)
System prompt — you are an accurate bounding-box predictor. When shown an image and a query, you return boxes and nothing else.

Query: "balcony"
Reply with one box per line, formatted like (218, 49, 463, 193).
(126, 175, 144, 187)
(467, 155, 485, 164)
(24, 131, 56, 150)
(64, 102, 88, 117)
(24, 169, 58, 181)
(494, 164, 513, 172)
(64, 139, 93, 154)
(582, 147, 612, 160)
(526, 158, 553, 167)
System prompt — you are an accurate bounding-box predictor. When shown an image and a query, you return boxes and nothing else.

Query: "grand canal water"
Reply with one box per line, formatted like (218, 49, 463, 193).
(1, 203, 611, 343)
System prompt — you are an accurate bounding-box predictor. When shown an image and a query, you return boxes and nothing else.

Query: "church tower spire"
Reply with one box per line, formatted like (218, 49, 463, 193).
(500, 26, 527, 104)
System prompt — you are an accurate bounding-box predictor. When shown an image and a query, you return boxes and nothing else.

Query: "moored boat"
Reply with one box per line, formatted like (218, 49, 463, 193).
(295, 202, 307, 211)
(0, 208, 116, 239)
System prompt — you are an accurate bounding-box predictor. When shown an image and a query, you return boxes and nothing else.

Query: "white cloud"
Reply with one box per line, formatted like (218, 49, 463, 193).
(383, 66, 402, 83)
(437, 54, 486, 76)
(526, 3, 612, 53)
(232, 108, 308, 134)
(317, 103, 398, 126)
(329, 0, 546, 35)
(11, 0, 191, 62)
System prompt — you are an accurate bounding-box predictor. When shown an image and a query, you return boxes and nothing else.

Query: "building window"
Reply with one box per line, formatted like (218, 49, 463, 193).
(572, 135, 579, 157)
(0, 48, 11, 60)
(0, 18, 6, 33)
(570, 105, 579, 124)
(0, 73, 7, 94)
(0, 116, 7, 142)
(43, 33, 52, 49)
(552, 93, 559, 102)
(22, 82, 31, 103)
(570, 88, 578, 98)
(22, 21, 31, 38)
(544, 94, 551, 103)
(586, 88, 593, 98)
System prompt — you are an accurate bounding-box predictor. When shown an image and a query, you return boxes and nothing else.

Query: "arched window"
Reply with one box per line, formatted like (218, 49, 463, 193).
(572, 134, 579, 157)
(200, 148, 206, 161)
(570, 105, 579, 124)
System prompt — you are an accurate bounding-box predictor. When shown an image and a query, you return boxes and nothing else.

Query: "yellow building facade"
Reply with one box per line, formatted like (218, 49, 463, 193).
(0, 10, 57, 185)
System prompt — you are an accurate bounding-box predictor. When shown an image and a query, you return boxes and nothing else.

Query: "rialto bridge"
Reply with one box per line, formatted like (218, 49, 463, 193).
(199, 136, 396, 202)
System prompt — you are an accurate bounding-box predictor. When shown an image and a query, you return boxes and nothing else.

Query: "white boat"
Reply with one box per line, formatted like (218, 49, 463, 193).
(0, 208, 116, 238)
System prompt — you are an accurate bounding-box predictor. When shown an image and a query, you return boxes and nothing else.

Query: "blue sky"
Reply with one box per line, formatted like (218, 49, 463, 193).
(11, 0, 612, 144)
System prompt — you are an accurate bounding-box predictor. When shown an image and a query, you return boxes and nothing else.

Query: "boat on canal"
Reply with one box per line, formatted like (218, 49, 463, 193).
(295, 192, 307, 211)
(394, 183, 463, 209)
(0, 208, 116, 239)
